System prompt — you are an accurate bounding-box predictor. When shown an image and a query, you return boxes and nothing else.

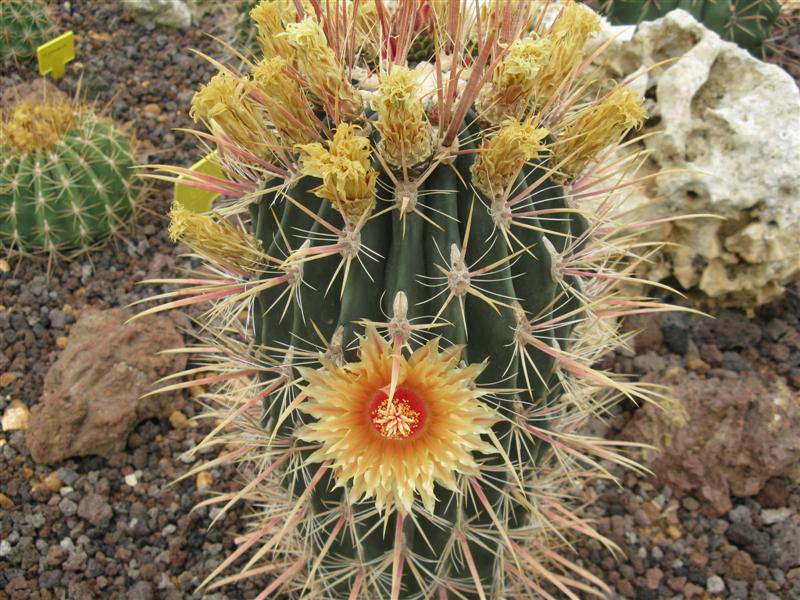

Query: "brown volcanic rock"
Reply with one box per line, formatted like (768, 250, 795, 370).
(621, 370, 800, 516)
(27, 308, 186, 464)
(0, 79, 68, 109)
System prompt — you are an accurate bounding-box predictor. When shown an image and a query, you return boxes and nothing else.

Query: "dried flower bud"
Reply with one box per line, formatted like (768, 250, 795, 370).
(355, 0, 381, 62)
(477, 36, 552, 124)
(298, 124, 377, 225)
(169, 204, 263, 273)
(252, 57, 318, 146)
(372, 66, 435, 169)
(190, 72, 274, 158)
(534, 1, 601, 108)
(250, 0, 293, 59)
(282, 17, 363, 123)
(472, 119, 549, 198)
(1, 101, 75, 153)
(553, 85, 646, 179)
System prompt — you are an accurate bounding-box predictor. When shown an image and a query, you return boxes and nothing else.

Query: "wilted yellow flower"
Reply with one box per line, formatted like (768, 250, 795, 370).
(553, 85, 646, 179)
(169, 204, 264, 272)
(282, 17, 362, 122)
(298, 327, 496, 514)
(372, 66, 435, 169)
(355, 0, 380, 60)
(298, 124, 377, 225)
(252, 57, 318, 146)
(250, 0, 293, 58)
(477, 36, 552, 123)
(472, 119, 549, 198)
(190, 72, 274, 157)
(535, 1, 601, 108)
(0, 100, 75, 154)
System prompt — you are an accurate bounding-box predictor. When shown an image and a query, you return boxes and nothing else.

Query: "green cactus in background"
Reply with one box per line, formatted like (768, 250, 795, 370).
(601, 0, 783, 56)
(0, 95, 137, 255)
(149, 1, 677, 598)
(0, 0, 56, 63)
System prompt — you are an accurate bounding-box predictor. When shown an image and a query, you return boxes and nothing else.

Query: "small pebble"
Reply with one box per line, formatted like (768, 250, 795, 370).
(707, 575, 726, 594)
(196, 471, 213, 490)
(59, 498, 78, 517)
(761, 507, 792, 525)
(42, 471, 62, 492)
(682, 496, 701, 511)
(169, 410, 189, 429)
(1, 400, 29, 431)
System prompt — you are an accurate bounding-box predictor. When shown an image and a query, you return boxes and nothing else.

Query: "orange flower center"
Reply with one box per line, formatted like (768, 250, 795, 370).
(368, 386, 427, 440)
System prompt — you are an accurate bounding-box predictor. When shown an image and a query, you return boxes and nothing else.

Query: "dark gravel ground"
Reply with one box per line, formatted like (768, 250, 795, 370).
(581, 288, 800, 599)
(0, 2, 265, 599)
(1, 3, 799, 599)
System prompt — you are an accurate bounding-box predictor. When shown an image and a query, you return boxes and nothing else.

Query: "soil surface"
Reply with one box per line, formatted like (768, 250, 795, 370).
(1, 3, 799, 600)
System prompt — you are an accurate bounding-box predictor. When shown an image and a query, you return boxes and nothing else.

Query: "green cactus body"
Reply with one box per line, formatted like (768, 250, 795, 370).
(0, 111, 137, 254)
(249, 136, 572, 596)
(159, 1, 667, 598)
(0, 1, 55, 63)
(603, 0, 782, 55)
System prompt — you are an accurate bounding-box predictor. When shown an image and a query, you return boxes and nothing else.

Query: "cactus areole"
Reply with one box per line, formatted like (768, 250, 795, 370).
(160, 1, 667, 598)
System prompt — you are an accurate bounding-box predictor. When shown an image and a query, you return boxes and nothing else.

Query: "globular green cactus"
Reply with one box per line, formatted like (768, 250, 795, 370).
(601, 0, 783, 57)
(0, 96, 137, 255)
(151, 1, 674, 598)
(0, 1, 56, 63)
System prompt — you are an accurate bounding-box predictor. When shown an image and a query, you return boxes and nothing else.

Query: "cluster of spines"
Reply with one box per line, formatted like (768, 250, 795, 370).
(144, 1, 687, 598)
(0, 1, 55, 63)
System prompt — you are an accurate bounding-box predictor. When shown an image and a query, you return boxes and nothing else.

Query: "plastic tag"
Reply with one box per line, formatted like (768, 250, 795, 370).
(37, 31, 75, 81)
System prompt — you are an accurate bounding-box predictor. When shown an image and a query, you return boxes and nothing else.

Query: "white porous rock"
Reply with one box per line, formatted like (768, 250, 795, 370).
(596, 10, 800, 307)
(121, 0, 215, 30)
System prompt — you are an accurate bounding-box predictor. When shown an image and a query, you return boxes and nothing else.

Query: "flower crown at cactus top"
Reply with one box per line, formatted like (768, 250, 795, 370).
(152, 1, 676, 598)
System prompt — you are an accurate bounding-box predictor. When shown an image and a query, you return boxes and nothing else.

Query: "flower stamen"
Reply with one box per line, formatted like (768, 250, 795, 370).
(369, 386, 426, 440)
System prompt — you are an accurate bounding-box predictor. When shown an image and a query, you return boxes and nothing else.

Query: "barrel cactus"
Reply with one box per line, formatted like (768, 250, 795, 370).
(0, 94, 138, 255)
(0, 0, 55, 63)
(601, 0, 783, 57)
(153, 1, 673, 597)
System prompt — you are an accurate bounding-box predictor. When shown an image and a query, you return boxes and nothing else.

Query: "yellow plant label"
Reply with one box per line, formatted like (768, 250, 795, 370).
(37, 31, 75, 81)
(174, 153, 224, 213)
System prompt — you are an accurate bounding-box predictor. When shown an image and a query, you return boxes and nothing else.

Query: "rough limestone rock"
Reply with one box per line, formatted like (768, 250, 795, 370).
(620, 370, 800, 516)
(27, 309, 186, 464)
(121, 0, 215, 29)
(596, 10, 800, 307)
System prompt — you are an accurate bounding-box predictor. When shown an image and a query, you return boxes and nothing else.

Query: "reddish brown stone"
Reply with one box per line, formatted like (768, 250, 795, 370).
(621, 313, 664, 353)
(667, 576, 687, 593)
(728, 550, 756, 583)
(756, 477, 790, 508)
(621, 370, 800, 516)
(0, 79, 68, 109)
(27, 309, 186, 464)
(645, 567, 664, 590)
